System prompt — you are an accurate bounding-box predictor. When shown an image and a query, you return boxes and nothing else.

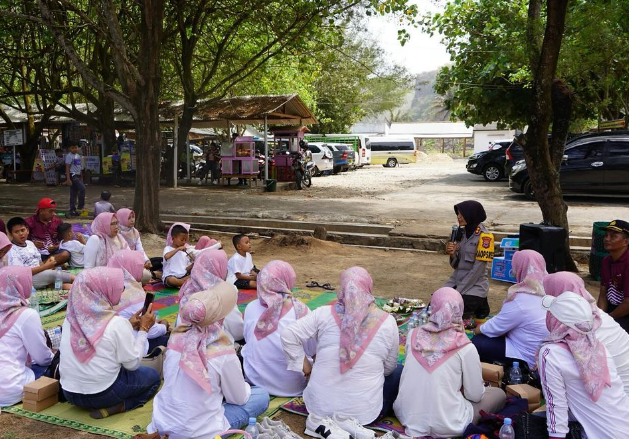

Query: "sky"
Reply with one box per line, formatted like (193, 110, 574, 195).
(364, 1, 450, 74)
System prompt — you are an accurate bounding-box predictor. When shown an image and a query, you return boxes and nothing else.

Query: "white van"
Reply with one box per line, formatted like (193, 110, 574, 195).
(305, 134, 371, 166)
(368, 137, 417, 167)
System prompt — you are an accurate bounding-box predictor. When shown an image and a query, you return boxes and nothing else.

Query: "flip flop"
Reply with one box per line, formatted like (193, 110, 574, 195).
(306, 281, 321, 288)
(321, 283, 335, 291)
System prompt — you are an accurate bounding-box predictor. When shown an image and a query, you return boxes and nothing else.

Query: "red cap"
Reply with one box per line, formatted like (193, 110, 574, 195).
(37, 198, 57, 210)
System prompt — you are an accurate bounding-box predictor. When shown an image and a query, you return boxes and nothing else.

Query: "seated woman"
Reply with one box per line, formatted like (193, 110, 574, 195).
(472, 249, 549, 370)
(177, 249, 243, 341)
(242, 260, 313, 397)
(0, 266, 54, 407)
(60, 267, 160, 419)
(148, 282, 270, 439)
(394, 287, 505, 438)
(116, 208, 153, 283)
(538, 291, 629, 438)
(544, 271, 629, 397)
(0, 231, 11, 268)
(282, 267, 399, 439)
(84, 213, 129, 269)
(108, 250, 170, 353)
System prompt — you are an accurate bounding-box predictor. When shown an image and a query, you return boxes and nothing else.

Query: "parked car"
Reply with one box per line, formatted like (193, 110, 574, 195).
(466, 139, 512, 181)
(509, 131, 629, 198)
(326, 143, 355, 173)
(505, 140, 525, 175)
(307, 143, 334, 176)
(368, 137, 417, 167)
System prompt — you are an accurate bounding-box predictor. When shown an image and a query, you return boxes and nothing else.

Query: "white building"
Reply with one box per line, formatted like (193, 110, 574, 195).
(472, 124, 516, 153)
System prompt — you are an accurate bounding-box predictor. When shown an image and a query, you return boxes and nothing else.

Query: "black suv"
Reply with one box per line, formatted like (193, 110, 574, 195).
(509, 131, 629, 198)
(466, 140, 512, 181)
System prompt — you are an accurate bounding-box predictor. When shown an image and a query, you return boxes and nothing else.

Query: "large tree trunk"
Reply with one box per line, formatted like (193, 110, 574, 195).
(99, 96, 117, 155)
(176, 94, 196, 181)
(524, 0, 577, 271)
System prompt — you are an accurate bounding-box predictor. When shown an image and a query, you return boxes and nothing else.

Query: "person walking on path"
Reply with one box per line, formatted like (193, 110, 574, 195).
(65, 144, 85, 217)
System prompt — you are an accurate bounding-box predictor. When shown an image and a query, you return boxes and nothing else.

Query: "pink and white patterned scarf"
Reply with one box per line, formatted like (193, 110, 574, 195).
(505, 249, 547, 302)
(411, 287, 471, 373)
(542, 272, 610, 401)
(116, 208, 140, 250)
(178, 249, 228, 312)
(0, 231, 12, 268)
(166, 222, 190, 247)
(0, 266, 33, 339)
(66, 267, 125, 363)
(254, 260, 309, 340)
(332, 266, 389, 374)
(168, 282, 237, 394)
(107, 249, 146, 314)
(92, 213, 129, 266)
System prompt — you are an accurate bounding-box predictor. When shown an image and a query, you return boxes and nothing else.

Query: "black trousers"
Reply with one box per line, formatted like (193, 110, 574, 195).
(462, 295, 490, 319)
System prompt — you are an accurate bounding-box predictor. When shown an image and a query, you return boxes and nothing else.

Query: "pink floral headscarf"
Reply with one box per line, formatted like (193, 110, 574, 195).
(505, 250, 547, 302)
(178, 249, 228, 311)
(168, 282, 237, 394)
(92, 213, 129, 266)
(107, 250, 146, 313)
(66, 268, 125, 363)
(411, 287, 471, 373)
(166, 222, 190, 247)
(332, 267, 389, 373)
(116, 208, 140, 249)
(254, 260, 309, 340)
(0, 266, 33, 339)
(0, 231, 12, 268)
(542, 272, 610, 401)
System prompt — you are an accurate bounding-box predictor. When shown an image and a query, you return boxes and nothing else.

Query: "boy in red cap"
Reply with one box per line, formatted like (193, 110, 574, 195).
(25, 198, 70, 266)
(598, 220, 629, 332)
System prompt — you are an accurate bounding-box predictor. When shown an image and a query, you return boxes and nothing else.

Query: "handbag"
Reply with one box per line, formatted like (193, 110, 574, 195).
(512, 412, 584, 439)
(140, 346, 166, 379)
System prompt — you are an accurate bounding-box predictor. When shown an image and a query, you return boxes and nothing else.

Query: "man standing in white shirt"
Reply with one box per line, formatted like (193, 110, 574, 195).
(65, 144, 85, 217)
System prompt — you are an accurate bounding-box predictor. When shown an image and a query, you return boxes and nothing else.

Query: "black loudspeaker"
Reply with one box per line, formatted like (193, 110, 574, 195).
(519, 223, 568, 273)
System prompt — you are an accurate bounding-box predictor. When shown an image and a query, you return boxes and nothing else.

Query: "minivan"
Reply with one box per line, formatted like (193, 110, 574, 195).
(367, 137, 417, 167)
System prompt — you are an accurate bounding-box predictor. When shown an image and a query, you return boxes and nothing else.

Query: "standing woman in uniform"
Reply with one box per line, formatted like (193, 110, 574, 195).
(444, 200, 493, 324)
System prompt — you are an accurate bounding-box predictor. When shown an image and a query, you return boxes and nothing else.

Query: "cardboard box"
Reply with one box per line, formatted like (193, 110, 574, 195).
(22, 394, 58, 412)
(491, 257, 516, 283)
(482, 362, 504, 384)
(506, 384, 542, 404)
(23, 377, 59, 402)
(485, 380, 501, 388)
(528, 401, 541, 413)
(533, 404, 546, 413)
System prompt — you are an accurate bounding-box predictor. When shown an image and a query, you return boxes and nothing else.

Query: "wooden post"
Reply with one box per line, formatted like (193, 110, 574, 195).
(440, 138, 444, 153)
(463, 138, 467, 157)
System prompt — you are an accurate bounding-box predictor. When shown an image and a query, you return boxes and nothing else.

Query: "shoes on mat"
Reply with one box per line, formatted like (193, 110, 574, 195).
(379, 431, 410, 439)
(463, 316, 477, 330)
(260, 417, 302, 439)
(305, 414, 350, 439)
(332, 414, 375, 439)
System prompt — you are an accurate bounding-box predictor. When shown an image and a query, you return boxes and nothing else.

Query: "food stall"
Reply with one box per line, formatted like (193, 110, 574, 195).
(220, 136, 259, 185)
(271, 126, 308, 182)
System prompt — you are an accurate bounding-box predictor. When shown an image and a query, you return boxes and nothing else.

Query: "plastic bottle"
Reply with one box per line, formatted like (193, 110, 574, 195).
(510, 361, 522, 385)
(499, 418, 515, 439)
(54, 267, 63, 290)
(244, 417, 259, 439)
(29, 287, 40, 314)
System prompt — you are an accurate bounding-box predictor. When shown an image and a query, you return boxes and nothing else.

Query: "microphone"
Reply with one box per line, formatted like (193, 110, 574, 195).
(450, 225, 462, 242)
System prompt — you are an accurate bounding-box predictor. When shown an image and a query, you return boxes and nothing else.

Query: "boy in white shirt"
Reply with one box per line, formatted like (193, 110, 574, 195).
(58, 223, 87, 268)
(227, 234, 259, 289)
(162, 224, 194, 288)
(6, 217, 74, 289)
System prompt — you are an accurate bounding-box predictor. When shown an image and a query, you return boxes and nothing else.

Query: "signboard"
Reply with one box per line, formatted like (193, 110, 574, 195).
(599, 119, 626, 130)
(3, 129, 23, 146)
(31, 149, 58, 184)
(85, 156, 100, 173)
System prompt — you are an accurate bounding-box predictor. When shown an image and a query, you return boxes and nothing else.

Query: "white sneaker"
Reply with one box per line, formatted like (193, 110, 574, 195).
(305, 414, 350, 439)
(332, 414, 375, 439)
(379, 431, 409, 439)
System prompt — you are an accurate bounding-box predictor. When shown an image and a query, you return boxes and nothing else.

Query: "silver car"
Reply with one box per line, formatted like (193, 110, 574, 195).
(307, 142, 334, 176)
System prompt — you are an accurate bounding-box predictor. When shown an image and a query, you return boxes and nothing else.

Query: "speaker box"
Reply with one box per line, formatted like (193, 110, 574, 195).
(519, 223, 568, 273)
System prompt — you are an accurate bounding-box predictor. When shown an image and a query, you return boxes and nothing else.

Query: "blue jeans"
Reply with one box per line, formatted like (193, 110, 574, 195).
(31, 363, 49, 379)
(63, 366, 160, 411)
(70, 175, 85, 211)
(147, 334, 171, 354)
(223, 386, 270, 429)
(471, 334, 507, 365)
(378, 363, 404, 419)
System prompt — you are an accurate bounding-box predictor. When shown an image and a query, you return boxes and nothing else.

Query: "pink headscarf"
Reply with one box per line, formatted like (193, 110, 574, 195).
(542, 272, 610, 401)
(411, 287, 471, 373)
(116, 208, 140, 250)
(166, 222, 190, 247)
(254, 260, 309, 340)
(168, 282, 237, 394)
(92, 213, 129, 266)
(178, 249, 228, 310)
(0, 232, 11, 268)
(0, 266, 33, 339)
(107, 250, 146, 313)
(505, 249, 547, 302)
(332, 266, 389, 373)
(66, 268, 125, 363)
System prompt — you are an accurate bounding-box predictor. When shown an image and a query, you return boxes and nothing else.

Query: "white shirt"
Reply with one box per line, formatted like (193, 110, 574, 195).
(65, 152, 82, 175)
(394, 338, 484, 438)
(59, 316, 148, 394)
(480, 293, 549, 368)
(0, 309, 54, 407)
(83, 235, 102, 269)
(596, 312, 629, 397)
(281, 306, 399, 424)
(539, 344, 629, 438)
(242, 300, 315, 397)
(227, 252, 253, 285)
(223, 305, 244, 342)
(60, 239, 85, 268)
(147, 350, 251, 439)
(128, 236, 150, 262)
(162, 246, 191, 280)
(8, 240, 42, 268)
(118, 294, 167, 356)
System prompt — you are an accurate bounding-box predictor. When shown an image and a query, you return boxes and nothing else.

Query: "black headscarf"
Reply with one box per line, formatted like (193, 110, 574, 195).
(454, 200, 487, 239)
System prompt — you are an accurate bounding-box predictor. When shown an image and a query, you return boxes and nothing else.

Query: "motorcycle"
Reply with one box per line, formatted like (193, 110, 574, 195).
(291, 152, 314, 190)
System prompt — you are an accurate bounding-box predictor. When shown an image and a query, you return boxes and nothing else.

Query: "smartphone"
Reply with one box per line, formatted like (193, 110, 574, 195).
(141, 293, 155, 316)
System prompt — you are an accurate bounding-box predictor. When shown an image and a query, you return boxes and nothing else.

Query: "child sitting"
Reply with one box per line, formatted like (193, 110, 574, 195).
(58, 223, 87, 268)
(227, 234, 258, 289)
(6, 217, 74, 289)
(94, 190, 115, 218)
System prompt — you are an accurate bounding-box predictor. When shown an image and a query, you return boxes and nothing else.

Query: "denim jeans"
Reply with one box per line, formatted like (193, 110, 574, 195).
(147, 334, 171, 354)
(64, 366, 160, 411)
(30, 363, 49, 379)
(471, 334, 507, 365)
(70, 175, 85, 211)
(378, 363, 404, 419)
(223, 386, 270, 429)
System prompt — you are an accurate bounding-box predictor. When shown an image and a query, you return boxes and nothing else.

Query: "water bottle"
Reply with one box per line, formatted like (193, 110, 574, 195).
(244, 417, 259, 439)
(29, 287, 40, 314)
(408, 317, 418, 329)
(499, 418, 515, 439)
(510, 361, 522, 385)
(54, 267, 63, 290)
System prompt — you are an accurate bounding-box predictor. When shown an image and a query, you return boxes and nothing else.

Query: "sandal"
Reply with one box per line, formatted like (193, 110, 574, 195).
(321, 283, 335, 291)
(306, 281, 322, 288)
